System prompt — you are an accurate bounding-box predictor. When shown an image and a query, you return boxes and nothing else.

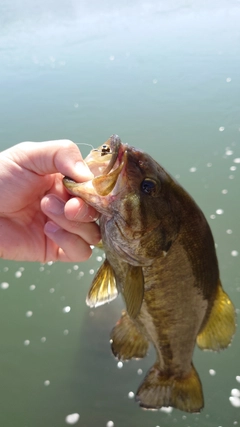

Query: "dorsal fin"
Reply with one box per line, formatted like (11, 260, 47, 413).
(197, 280, 236, 351)
(86, 259, 118, 307)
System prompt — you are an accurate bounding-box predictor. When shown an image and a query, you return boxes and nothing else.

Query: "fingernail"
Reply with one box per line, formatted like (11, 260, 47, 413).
(45, 222, 60, 233)
(75, 161, 93, 181)
(45, 196, 65, 215)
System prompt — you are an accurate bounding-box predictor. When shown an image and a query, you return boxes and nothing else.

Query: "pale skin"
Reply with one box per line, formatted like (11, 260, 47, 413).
(0, 140, 101, 262)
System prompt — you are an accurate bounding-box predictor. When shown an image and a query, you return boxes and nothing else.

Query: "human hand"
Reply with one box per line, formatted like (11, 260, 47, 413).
(0, 140, 101, 262)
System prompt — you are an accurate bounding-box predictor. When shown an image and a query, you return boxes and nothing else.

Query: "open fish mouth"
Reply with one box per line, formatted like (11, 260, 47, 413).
(63, 135, 127, 198)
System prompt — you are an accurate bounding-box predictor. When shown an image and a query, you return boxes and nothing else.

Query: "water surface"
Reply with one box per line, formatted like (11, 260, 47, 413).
(0, 1, 240, 426)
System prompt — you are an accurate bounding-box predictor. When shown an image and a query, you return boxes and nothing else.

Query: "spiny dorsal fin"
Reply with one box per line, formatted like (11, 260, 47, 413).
(123, 265, 144, 319)
(197, 280, 236, 351)
(86, 259, 118, 307)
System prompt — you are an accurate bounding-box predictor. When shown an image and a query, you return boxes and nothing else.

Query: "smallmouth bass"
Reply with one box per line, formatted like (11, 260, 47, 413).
(63, 135, 236, 413)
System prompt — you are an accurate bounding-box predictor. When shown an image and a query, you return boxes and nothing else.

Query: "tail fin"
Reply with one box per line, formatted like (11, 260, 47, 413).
(197, 281, 236, 351)
(136, 363, 204, 413)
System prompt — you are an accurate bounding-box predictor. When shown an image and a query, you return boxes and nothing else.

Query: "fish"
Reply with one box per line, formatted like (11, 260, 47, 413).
(63, 134, 236, 413)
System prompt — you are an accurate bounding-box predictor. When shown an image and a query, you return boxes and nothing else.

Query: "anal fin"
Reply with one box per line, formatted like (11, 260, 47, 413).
(197, 280, 236, 351)
(110, 311, 149, 360)
(136, 363, 204, 413)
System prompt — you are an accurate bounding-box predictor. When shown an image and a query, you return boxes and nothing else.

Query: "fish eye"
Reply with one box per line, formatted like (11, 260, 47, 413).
(141, 179, 157, 195)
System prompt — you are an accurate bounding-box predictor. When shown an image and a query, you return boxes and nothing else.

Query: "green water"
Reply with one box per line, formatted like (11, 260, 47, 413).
(0, 1, 240, 426)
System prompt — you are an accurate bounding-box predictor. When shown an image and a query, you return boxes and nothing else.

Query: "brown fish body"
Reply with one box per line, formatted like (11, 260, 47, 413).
(63, 135, 235, 412)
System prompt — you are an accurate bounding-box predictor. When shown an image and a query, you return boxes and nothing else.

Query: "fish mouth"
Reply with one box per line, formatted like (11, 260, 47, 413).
(63, 135, 127, 204)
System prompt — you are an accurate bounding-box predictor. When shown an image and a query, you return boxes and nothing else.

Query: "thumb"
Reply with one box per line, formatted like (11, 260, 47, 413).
(9, 140, 93, 182)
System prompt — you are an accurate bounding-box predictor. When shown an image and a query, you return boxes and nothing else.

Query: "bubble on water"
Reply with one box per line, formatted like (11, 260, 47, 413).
(26, 311, 33, 317)
(207, 163, 212, 167)
(39, 266, 44, 272)
(229, 174, 235, 179)
(106, 421, 114, 427)
(236, 376, 240, 383)
(189, 167, 197, 173)
(229, 396, 240, 408)
(24, 340, 30, 346)
(15, 271, 22, 278)
(65, 413, 80, 424)
(73, 265, 79, 270)
(96, 256, 103, 262)
(216, 209, 224, 215)
(41, 337, 46, 343)
(226, 77, 232, 82)
(226, 229, 233, 234)
(233, 158, 240, 163)
(63, 306, 71, 313)
(231, 250, 239, 257)
(128, 391, 135, 399)
(47, 261, 53, 266)
(210, 215, 216, 219)
(74, 103, 79, 108)
(222, 189, 228, 194)
(160, 406, 173, 413)
(209, 369, 216, 376)
(219, 126, 225, 132)
(63, 329, 69, 335)
(1, 282, 9, 290)
(117, 361, 123, 369)
(226, 149, 233, 155)
(137, 369, 143, 375)
(49, 288, 55, 293)
(231, 389, 240, 397)
(152, 79, 158, 84)
(67, 269, 72, 274)
(3, 267, 9, 272)
(29, 284, 36, 291)
(44, 380, 50, 386)
(78, 271, 84, 278)
(109, 55, 115, 61)
(230, 166, 237, 171)
(89, 269, 95, 275)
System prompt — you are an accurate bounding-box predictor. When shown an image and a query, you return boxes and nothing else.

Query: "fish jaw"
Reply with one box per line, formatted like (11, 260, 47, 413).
(84, 134, 122, 176)
(62, 177, 114, 214)
(62, 136, 128, 214)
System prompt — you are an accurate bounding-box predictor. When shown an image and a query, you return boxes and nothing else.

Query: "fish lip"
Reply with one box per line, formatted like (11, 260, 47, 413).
(101, 134, 123, 175)
(62, 135, 126, 198)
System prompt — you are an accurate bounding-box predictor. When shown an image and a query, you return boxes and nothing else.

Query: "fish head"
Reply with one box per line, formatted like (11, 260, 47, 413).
(63, 135, 179, 263)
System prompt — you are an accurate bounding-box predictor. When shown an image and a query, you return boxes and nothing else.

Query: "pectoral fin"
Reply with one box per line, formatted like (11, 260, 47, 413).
(86, 259, 118, 307)
(123, 265, 144, 319)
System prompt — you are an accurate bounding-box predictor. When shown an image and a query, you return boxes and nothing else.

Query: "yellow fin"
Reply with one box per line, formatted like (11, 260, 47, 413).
(123, 265, 144, 319)
(110, 311, 149, 360)
(94, 240, 104, 250)
(86, 259, 118, 307)
(136, 363, 204, 413)
(197, 281, 236, 351)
